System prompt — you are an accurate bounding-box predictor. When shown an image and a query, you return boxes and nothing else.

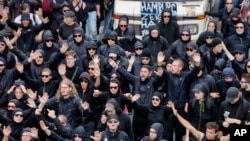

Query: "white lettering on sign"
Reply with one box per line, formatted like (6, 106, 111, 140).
(141, 2, 177, 37)
(234, 129, 247, 136)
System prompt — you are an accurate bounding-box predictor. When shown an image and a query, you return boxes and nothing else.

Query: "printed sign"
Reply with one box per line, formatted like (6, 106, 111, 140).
(140, 2, 177, 37)
(230, 124, 250, 140)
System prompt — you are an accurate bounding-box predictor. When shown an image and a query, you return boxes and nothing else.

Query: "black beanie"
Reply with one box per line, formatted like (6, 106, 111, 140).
(211, 37, 222, 47)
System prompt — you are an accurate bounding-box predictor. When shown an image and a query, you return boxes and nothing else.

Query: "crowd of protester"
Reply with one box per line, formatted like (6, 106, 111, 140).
(0, 0, 250, 141)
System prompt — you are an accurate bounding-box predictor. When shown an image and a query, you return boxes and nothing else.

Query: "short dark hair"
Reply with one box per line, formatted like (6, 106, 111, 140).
(141, 65, 152, 72)
(206, 122, 219, 132)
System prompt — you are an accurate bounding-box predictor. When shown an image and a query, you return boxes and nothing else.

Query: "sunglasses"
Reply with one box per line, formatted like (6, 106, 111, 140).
(186, 48, 194, 52)
(235, 26, 244, 29)
(14, 114, 23, 117)
(163, 15, 170, 18)
(247, 66, 250, 68)
(74, 35, 82, 38)
(205, 36, 213, 39)
(235, 52, 243, 55)
(41, 75, 50, 78)
(152, 98, 160, 101)
(135, 48, 143, 51)
(46, 39, 53, 42)
(80, 79, 88, 83)
(226, 2, 233, 5)
(88, 67, 94, 71)
(119, 25, 127, 27)
(0, 64, 4, 67)
(182, 34, 190, 37)
(8, 105, 16, 108)
(110, 86, 118, 89)
(63, 10, 69, 12)
(142, 57, 150, 60)
(87, 48, 96, 50)
(73, 134, 83, 138)
(108, 120, 118, 124)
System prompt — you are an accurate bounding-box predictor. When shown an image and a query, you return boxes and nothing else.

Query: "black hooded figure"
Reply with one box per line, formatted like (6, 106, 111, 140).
(166, 26, 193, 60)
(157, 8, 179, 44)
(131, 91, 171, 140)
(141, 122, 167, 141)
(0, 99, 20, 122)
(72, 126, 86, 141)
(142, 25, 169, 61)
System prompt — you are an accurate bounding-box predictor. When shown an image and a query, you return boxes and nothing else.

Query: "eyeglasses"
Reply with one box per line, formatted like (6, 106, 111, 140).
(0, 64, 4, 67)
(73, 134, 83, 138)
(119, 25, 127, 27)
(226, 2, 233, 5)
(235, 52, 243, 55)
(107, 38, 115, 41)
(163, 15, 170, 18)
(186, 48, 194, 52)
(41, 75, 49, 78)
(14, 114, 23, 117)
(88, 67, 94, 71)
(7, 105, 16, 108)
(110, 86, 118, 89)
(236, 26, 244, 29)
(74, 35, 82, 38)
(80, 79, 88, 83)
(152, 98, 160, 101)
(46, 39, 53, 42)
(87, 48, 96, 50)
(182, 34, 190, 37)
(205, 36, 213, 39)
(0, 43, 5, 46)
(142, 57, 150, 60)
(135, 48, 143, 51)
(108, 120, 118, 124)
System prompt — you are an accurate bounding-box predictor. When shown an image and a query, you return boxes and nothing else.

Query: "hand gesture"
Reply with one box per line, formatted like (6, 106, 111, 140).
(39, 93, 49, 105)
(15, 62, 24, 73)
(27, 98, 37, 108)
(154, 65, 164, 77)
(93, 89, 100, 97)
(30, 127, 38, 138)
(81, 101, 90, 110)
(60, 43, 69, 54)
(47, 109, 56, 119)
(92, 55, 100, 64)
(131, 94, 141, 103)
(157, 51, 165, 63)
(192, 53, 201, 63)
(90, 131, 101, 141)
(13, 27, 22, 37)
(168, 101, 177, 115)
(94, 64, 101, 78)
(3, 37, 12, 48)
(7, 85, 15, 94)
(128, 55, 136, 65)
(35, 108, 42, 115)
(39, 120, 48, 131)
(26, 88, 37, 100)
(3, 126, 11, 137)
(42, 17, 49, 24)
(20, 85, 27, 94)
(124, 93, 132, 100)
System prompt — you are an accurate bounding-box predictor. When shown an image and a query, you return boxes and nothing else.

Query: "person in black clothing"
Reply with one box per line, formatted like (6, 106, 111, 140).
(196, 20, 223, 47)
(205, 0, 234, 33)
(155, 52, 201, 141)
(209, 58, 227, 82)
(240, 73, 250, 102)
(91, 114, 130, 141)
(2, 126, 40, 141)
(222, 8, 242, 38)
(130, 91, 171, 140)
(140, 122, 168, 141)
(0, 36, 16, 69)
(216, 67, 241, 107)
(217, 87, 250, 135)
(114, 15, 130, 41)
(198, 31, 215, 56)
(142, 25, 169, 61)
(6, 13, 49, 55)
(97, 99, 134, 141)
(119, 28, 142, 57)
(157, 8, 179, 44)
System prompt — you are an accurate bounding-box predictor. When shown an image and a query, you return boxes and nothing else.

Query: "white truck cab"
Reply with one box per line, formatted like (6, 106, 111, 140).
(113, 0, 215, 41)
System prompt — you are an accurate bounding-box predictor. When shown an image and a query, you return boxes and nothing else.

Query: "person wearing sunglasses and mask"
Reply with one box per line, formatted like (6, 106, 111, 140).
(114, 15, 130, 41)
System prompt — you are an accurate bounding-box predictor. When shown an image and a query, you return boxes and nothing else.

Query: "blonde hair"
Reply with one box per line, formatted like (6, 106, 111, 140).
(56, 79, 78, 102)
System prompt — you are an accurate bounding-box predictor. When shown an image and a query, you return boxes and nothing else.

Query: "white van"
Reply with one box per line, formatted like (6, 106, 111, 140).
(113, 0, 216, 41)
